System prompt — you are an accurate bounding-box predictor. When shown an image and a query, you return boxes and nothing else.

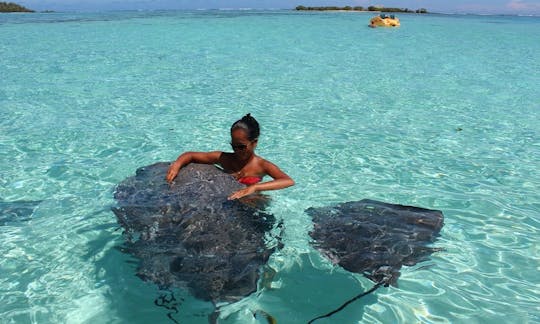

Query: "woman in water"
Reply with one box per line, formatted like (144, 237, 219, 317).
(166, 114, 295, 200)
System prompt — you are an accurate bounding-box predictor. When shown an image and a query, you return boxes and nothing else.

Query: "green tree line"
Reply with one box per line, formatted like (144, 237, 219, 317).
(0, 2, 34, 12)
(295, 5, 427, 13)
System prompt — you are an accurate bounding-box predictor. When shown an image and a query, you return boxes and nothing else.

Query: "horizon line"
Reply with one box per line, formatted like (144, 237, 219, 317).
(7, 8, 540, 17)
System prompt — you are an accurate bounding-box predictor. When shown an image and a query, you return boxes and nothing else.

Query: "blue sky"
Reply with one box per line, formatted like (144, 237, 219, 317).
(19, 0, 540, 15)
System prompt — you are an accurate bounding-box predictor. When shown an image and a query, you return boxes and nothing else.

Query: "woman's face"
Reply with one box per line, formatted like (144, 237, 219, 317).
(230, 128, 257, 160)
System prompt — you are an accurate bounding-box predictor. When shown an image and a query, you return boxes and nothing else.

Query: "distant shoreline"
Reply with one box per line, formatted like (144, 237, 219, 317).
(1, 7, 538, 17)
(295, 5, 428, 14)
(0, 2, 34, 12)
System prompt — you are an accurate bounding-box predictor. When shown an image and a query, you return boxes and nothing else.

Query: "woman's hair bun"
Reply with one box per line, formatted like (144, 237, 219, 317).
(231, 113, 260, 141)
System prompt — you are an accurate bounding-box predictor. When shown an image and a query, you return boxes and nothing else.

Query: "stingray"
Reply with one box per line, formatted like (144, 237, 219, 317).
(112, 163, 279, 310)
(306, 199, 444, 322)
(0, 200, 41, 225)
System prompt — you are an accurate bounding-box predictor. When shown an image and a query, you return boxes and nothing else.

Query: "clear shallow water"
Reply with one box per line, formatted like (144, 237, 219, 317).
(1, 10, 539, 323)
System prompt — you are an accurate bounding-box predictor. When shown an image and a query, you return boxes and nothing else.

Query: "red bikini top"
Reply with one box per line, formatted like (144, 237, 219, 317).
(238, 176, 262, 185)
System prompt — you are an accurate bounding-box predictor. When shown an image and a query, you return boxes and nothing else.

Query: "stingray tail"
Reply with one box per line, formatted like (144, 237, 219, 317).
(154, 290, 181, 324)
(307, 278, 388, 324)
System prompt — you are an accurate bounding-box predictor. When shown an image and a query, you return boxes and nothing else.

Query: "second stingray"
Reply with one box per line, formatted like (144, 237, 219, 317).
(307, 199, 444, 286)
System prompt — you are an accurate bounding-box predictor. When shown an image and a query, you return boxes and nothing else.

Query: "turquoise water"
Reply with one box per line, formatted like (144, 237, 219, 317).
(1, 10, 539, 323)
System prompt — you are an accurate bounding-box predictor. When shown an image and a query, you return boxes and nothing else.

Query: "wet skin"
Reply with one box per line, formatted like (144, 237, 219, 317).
(166, 128, 294, 200)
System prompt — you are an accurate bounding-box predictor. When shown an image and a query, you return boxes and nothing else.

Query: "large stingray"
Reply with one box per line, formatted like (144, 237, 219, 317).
(112, 163, 279, 305)
(306, 199, 444, 322)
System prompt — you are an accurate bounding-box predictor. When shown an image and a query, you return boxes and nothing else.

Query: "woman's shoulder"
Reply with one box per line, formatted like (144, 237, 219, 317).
(254, 156, 279, 170)
(218, 151, 234, 161)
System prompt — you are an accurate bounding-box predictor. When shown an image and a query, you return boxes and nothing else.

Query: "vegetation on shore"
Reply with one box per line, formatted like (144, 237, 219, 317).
(295, 5, 428, 13)
(0, 2, 34, 12)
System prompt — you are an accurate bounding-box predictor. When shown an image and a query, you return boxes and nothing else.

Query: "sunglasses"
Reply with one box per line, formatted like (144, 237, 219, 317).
(230, 142, 249, 151)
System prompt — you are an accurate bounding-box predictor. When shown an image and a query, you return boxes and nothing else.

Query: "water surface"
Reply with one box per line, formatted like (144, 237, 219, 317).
(1, 10, 539, 323)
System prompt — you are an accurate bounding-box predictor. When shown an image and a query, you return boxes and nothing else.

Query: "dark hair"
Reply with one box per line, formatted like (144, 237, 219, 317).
(231, 113, 260, 141)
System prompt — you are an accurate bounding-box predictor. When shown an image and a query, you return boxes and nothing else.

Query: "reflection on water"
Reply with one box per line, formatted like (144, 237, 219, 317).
(0, 10, 538, 324)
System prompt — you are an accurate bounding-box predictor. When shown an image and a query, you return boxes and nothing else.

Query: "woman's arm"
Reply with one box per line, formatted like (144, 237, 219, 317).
(228, 160, 295, 200)
(166, 151, 222, 182)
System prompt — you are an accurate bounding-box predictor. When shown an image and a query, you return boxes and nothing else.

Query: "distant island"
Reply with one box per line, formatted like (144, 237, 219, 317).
(0, 1, 34, 12)
(295, 5, 428, 13)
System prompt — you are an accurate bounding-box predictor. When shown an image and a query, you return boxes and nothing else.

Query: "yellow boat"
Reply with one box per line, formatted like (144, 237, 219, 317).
(369, 14, 400, 28)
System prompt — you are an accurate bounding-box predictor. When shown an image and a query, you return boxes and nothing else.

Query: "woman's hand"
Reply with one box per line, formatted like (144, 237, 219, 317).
(166, 161, 181, 183)
(166, 151, 222, 183)
(228, 185, 258, 200)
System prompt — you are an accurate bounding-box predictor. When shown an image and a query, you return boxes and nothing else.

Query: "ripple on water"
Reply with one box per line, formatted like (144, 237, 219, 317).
(0, 10, 539, 324)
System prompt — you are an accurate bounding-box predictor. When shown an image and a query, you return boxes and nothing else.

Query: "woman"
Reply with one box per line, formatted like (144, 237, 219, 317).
(166, 114, 295, 200)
